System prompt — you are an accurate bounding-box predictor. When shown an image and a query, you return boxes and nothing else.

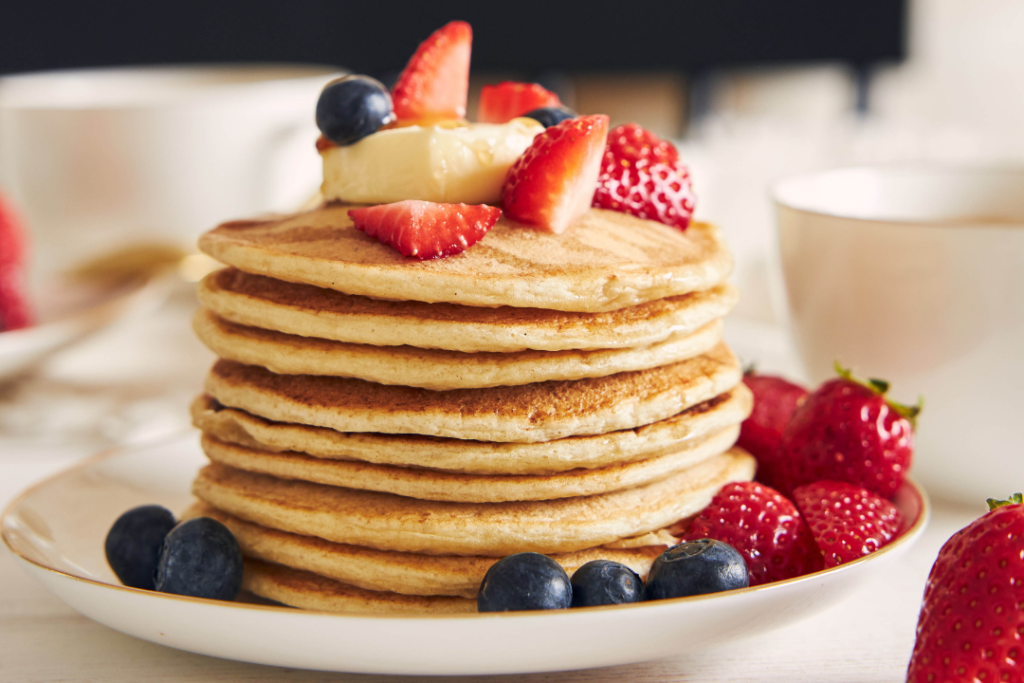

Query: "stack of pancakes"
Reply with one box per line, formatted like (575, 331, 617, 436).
(188, 204, 756, 613)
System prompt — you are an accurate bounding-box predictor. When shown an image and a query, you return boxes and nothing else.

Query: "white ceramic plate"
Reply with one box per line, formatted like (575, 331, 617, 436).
(1, 433, 929, 676)
(0, 274, 170, 382)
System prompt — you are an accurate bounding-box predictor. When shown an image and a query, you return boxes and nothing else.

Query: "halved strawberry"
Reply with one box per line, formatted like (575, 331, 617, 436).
(478, 82, 561, 124)
(391, 21, 472, 121)
(348, 200, 501, 260)
(501, 114, 609, 234)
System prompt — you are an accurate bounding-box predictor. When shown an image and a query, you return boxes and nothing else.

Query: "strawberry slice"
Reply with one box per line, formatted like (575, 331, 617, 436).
(392, 21, 472, 121)
(793, 481, 902, 568)
(478, 82, 561, 124)
(348, 200, 501, 260)
(501, 114, 609, 234)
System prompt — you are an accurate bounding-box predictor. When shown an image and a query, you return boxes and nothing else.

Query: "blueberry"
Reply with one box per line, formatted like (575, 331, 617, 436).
(316, 75, 394, 146)
(154, 517, 243, 601)
(570, 560, 644, 608)
(104, 505, 177, 589)
(477, 552, 572, 612)
(645, 539, 749, 601)
(522, 106, 576, 128)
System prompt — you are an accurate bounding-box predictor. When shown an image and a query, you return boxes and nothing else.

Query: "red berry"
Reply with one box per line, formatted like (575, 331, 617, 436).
(737, 374, 808, 490)
(0, 192, 32, 332)
(477, 82, 561, 124)
(684, 481, 823, 586)
(907, 495, 1024, 683)
(774, 366, 919, 498)
(592, 123, 696, 230)
(392, 21, 472, 121)
(501, 114, 609, 234)
(348, 201, 501, 260)
(792, 481, 902, 568)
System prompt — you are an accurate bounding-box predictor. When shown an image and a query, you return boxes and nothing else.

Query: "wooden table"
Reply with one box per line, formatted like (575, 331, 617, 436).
(0, 292, 983, 682)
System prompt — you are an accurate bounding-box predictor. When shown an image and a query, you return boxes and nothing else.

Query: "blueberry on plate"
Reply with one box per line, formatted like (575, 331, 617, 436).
(154, 517, 243, 601)
(316, 75, 395, 146)
(522, 106, 576, 128)
(104, 505, 177, 590)
(477, 552, 572, 612)
(644, 539, 749, 601)
(570, 559, 644, 608)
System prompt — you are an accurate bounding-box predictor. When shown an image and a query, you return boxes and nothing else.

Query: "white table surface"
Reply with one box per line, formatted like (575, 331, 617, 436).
(0, 288, 985, 683)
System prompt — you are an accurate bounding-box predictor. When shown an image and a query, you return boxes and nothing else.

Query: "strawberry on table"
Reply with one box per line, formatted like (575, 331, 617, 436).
(0, 192, 33, 332)
(478, 82, 561, 124)
(907, 494, 1024, 683)
(793, 481, 902, 568)
(683, 481, 823, 586)
(592, 123, 696, 230)
(501, 114, 609, 234)
(392, 21, 472, 122)
(774, 363, 921, 498)
(737, 373, 808, 490)
(348, 201, 501, 260)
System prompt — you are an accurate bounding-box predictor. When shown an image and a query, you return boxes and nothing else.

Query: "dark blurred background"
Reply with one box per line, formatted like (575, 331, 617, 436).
(0, 0, 906, 135)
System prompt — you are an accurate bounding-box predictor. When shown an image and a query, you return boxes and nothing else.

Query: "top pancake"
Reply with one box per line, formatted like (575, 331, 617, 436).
(198, 205, 733, 312)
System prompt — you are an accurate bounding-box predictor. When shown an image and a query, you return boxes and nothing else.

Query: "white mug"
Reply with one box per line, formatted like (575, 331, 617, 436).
(774, 165, 1024, 505)
(0, 65, 341, 286)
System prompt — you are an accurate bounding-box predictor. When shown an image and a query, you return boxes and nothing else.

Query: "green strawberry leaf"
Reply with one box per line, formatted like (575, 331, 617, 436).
(987, 493, 1024, 510)
(834, 361, 923, 429)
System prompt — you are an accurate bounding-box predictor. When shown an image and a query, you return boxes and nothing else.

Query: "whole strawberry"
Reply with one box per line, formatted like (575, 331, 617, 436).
(737, 373, 808, 491)
(793, 481, 902, 568)
(907, 494, 1024, 683)
(592, 123, 696, 230)
(774, 364, 920, 498)
(683, 481, 823, 586)
(0, 192, 33, 332)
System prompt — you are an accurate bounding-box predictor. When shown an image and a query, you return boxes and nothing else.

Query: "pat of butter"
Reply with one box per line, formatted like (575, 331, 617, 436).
(321, 119, 543, 205)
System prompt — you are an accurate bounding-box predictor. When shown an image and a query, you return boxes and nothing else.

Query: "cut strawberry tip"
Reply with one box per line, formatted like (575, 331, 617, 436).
(833, 360, 924, 428)
(987, 493, 1024, 510)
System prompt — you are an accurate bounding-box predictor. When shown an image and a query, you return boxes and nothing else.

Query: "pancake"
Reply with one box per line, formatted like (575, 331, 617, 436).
(194, 308, 723, 390)
(243, 560, 476, 614)
(191, 385, 752, 475)
(187, 503, 664, 598)
(199, 424, 740, 502)
(197, 205, 733, 313)
(192, 448, 755, 556)
(198, 268, 740, 353)
(203, 343, 742, 443)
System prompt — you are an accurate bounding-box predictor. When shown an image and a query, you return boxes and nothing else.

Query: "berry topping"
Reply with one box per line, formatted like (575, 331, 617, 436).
(774, 363, 921, 498)
(392, 21, 472, 121)
(569, 560, 644, 608)
(477, 552, 572, 612)
(104, 505, 177, 590)
(737, 373, 808, 489)
(501, 114, 609, 234)
(592, 123, 696, 230)
(315, 75, 395, 146)
(684, 481, 823, 585)
(644, 539, 749, 600)
(908, 494, 1024, 683)
(478, 82, 561, 124)
(154, 517, 243, 601)
(522, 106, 577, 129)
(348, 200, 501, 260)
(793, 481, 902, 568)
(0, 192, 33, 332)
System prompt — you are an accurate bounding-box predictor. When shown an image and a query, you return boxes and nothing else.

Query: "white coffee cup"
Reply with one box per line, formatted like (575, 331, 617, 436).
(773, 165, 1024, 504)
(0, 65, 342, 286)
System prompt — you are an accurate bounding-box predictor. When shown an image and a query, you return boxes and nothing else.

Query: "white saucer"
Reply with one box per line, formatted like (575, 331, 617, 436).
(0, 274, 170, 382)
(1, 433, 929, 675)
